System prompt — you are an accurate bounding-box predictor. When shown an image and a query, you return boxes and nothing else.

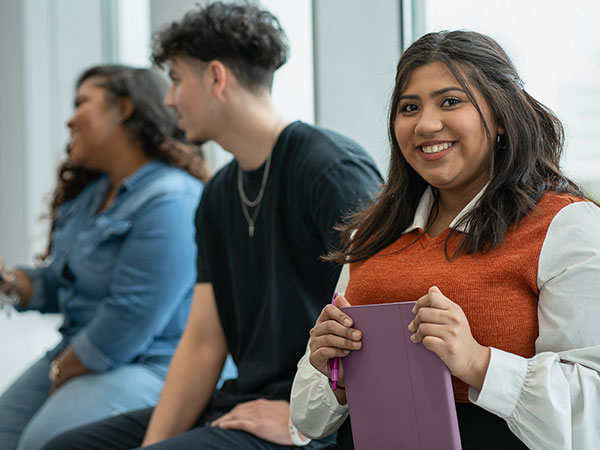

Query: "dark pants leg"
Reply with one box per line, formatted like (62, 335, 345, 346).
(41, 407, 152, 450)
(42, 406, 336, 450)
(333, 404, 529, 450)
(141, 426, 335, 450)
(456, 403, 529, 450)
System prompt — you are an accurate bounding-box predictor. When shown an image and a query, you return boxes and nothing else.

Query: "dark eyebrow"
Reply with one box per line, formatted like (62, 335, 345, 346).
(399, 87, 466, 101)
(431, 87, 465, 97)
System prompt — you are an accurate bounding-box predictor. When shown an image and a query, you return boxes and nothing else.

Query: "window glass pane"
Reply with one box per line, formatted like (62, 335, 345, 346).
(420, 0, 600, 198)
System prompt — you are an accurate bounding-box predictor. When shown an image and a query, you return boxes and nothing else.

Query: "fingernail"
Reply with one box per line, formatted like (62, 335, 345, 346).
(352, 341, 361, 348)
(410, 334, 416, 342)
(408, 321, 414, 331)
(344, 318, 352, 326)
(352, 331, 360, 339)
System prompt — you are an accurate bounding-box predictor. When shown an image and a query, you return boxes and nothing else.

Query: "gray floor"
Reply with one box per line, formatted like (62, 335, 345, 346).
(0, 312, 61, 392)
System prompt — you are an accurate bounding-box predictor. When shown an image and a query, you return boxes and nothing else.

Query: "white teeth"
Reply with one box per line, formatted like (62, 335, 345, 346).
(421, 142, 452, 154)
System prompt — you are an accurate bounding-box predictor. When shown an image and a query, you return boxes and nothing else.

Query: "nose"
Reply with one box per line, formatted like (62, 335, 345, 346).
(414, 107, 443, 136)
(66, 113, 75, 130)
(164, 84, 175, 108)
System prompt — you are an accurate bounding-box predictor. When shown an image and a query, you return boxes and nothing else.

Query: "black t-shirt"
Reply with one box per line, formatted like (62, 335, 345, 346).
(195, 121, 382, 410)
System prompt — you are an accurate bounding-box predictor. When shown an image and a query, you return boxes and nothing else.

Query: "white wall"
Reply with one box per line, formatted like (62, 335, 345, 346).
(0, 0, 28, 267)
(312, 0, 401, 176)
(0, 0, 105, 392)
(0, 0, 61, 393)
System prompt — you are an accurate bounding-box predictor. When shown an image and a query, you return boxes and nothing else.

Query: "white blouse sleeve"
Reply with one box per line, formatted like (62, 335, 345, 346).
(289, 265, 352, 438)
(469, 201, 600, 450)
(290, 344, 350, 439)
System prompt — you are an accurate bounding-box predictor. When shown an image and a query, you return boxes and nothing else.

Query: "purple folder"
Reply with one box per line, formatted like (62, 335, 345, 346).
(340, 302, 462, 450)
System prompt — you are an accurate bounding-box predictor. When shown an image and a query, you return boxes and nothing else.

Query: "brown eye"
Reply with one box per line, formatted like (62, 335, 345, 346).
(400, 103, 419, 114)
(441, 97, 461, 107)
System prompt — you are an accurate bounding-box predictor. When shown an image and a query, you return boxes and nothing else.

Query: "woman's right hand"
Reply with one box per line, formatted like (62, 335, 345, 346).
(0, 256, 15, 294)
(308, 294, 362, 388)
(0, 257, 32, 307)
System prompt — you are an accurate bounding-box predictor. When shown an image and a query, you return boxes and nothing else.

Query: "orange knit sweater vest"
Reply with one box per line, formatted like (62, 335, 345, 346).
(345, 192, 581, 402)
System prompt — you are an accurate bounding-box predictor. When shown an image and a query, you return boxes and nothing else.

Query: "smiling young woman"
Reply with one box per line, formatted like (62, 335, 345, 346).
(291, 30, 600, 450)
(0, 64, 208, 450)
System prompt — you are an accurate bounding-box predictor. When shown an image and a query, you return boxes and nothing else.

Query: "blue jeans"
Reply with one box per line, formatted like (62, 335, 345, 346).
(0, 351, 238, 450)
(0, 351, 165, 450)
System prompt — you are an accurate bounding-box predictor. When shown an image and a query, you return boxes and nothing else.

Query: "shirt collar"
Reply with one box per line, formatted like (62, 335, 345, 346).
(90, 160, 165, 213)
(403, 184, 488, 234)
(119, 160, 164, 192)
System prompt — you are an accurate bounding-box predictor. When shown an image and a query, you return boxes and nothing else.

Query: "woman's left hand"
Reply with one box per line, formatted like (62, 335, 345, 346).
(48, 346, 91, 395)
(408, 286, 490, 391)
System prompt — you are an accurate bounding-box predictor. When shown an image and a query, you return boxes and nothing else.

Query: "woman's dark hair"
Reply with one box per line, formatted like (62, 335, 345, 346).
(46, 64, 208, 257)
(151, 1, 289, 91)
(329, 30, 585, 264)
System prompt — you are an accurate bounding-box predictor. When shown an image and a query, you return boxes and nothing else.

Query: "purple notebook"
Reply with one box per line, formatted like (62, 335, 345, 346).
(340, 302, 462, 450)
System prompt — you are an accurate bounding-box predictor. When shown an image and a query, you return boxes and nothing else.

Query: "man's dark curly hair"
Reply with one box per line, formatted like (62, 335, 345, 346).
(151, 1, 289, 91)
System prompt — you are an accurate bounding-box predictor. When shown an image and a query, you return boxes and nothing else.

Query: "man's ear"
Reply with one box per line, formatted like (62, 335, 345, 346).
(206, 60, 228, 97)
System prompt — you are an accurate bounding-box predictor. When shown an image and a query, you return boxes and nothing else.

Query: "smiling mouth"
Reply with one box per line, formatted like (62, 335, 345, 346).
(419, 142, 454, 154)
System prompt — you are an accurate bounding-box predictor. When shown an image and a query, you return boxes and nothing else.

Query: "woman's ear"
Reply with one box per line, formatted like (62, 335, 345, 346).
(117, 98, 134, 123)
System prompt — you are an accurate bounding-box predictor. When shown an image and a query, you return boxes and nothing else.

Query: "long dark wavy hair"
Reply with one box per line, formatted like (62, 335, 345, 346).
(329, 30, 585, 264)
(45, 64, 208, 257)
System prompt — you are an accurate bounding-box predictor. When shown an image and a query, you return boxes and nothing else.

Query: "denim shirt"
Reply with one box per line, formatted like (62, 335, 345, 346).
(20, 160, 202, 372)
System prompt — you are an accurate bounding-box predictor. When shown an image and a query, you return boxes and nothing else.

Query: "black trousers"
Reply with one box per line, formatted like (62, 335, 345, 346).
(41, 407, 336, 450)
(334, 403, 530, 450)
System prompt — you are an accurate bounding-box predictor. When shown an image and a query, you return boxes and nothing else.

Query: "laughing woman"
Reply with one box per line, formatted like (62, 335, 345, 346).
(290, 31, 600, 449)
(0, 65, 206, 450)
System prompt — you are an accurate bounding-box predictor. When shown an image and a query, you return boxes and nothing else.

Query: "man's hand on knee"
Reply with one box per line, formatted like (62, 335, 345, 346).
(210, 398, 307, 445)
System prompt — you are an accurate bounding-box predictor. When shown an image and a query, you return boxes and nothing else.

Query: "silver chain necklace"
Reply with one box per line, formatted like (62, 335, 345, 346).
(237, 117, 283, 237)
